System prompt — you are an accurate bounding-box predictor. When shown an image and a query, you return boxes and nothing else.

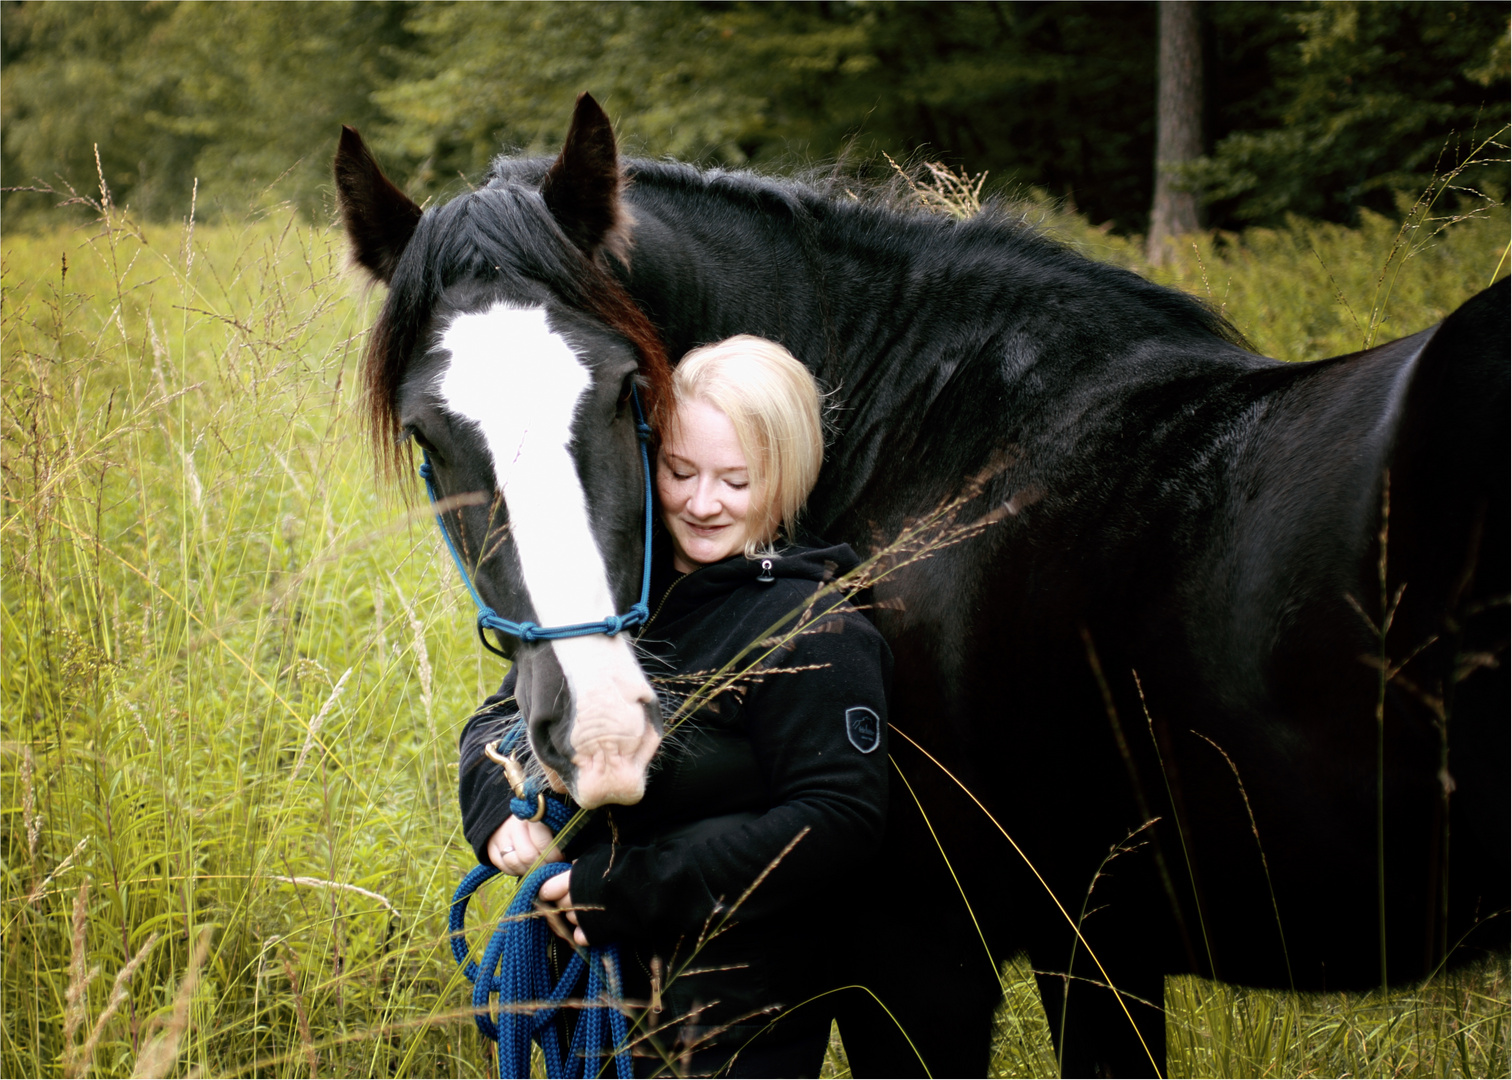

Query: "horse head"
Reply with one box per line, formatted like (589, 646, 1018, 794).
(334, 94, 665, 809)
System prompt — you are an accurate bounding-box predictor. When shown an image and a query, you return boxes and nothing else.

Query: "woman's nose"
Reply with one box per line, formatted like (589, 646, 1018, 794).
(687, 478, 721, 517)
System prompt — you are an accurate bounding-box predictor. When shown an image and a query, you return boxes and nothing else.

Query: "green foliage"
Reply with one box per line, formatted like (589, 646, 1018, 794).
(376, 0, 1166, 230)
(2, 1, 201, 222)
(1, 1, 412, 226)
(373, 2, 751, 182)
(1196, 1, 1510, 225)
(2, 1, 1506, 233)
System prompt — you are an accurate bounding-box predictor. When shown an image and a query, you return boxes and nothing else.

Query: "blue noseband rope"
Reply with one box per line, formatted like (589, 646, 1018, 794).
(417, 386, 655, 657)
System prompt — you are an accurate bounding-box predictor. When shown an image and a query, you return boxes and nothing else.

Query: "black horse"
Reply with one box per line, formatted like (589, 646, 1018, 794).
(335, 95, 1508, 1077)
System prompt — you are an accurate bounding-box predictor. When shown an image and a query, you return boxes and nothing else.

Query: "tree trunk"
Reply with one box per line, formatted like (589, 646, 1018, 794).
(1147, 0, 1203, 265)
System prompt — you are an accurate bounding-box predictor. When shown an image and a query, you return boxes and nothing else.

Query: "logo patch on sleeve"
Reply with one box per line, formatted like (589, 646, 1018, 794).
(845, 706, 881, 753)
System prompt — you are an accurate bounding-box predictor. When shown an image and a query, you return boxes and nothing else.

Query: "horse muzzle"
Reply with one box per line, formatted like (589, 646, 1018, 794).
(518, 634, 661, 809)
(568, 697, 662, 808)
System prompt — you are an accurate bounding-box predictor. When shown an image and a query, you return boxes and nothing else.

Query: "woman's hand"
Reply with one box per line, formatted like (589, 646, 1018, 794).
(486, 815, 564, 877)
(536, 869, 590, 947)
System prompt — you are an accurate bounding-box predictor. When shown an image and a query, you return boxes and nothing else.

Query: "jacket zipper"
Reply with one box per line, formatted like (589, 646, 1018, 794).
(637, 573, 687, 638)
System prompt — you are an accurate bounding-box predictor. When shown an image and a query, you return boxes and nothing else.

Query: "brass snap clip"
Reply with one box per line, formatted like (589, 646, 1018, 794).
(483, 741, 548, 822)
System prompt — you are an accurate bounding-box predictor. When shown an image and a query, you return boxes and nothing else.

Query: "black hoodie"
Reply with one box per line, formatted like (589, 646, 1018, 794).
(457, 536, 892, 1050)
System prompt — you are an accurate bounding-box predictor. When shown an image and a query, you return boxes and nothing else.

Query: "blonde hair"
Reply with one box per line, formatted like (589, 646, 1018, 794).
(670, 335, 824, 555)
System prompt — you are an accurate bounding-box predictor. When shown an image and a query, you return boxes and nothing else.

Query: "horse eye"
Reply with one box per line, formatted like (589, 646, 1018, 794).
(406, 427, 439, 454)
(617, 372, 637, 407)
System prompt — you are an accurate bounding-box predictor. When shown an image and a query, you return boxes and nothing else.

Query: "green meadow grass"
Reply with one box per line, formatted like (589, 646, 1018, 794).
(3, 187, 1507, 1078)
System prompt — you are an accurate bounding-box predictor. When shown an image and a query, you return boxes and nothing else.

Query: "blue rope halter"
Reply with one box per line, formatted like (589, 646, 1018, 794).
(418, 386, 655, 657)
(427, 392, 651, 1076)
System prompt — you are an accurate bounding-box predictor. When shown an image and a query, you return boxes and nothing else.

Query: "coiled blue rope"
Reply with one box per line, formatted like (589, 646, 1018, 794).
(451, 845, 632, 1078)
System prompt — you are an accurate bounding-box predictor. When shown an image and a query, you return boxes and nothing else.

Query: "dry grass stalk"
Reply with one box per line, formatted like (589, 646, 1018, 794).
(270, 876, 399, 918)
(63, 879, 99, 1073)
(389, 573, 434, 742)
(282, 954, 319, 1079)
(884, 151, 988, 219)
(24, 835, 91, 908)
(21, 744, 40, 860)
(1192, 730, 1296, 992)
(71, 932, 162, 1079)
(131, 928, 212, 1080)
(372, 581, 388, 658)
(655, 458, 1015, 746)
(290, 665, 352, 782)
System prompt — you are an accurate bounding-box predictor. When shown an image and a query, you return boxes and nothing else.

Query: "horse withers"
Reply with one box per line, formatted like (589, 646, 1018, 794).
(334, 94, 1508, 1077)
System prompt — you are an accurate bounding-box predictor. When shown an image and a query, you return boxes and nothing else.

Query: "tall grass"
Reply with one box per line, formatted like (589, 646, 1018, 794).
(3, 200, 504, 1077)
(3, 178, 1507, 1078)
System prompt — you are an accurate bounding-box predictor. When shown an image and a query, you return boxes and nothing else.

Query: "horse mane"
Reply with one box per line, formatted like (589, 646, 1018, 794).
(363, 177, 672, 480)
(614, 157, 1248, 351)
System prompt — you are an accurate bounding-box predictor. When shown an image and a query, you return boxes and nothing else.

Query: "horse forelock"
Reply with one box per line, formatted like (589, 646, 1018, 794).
(363, 183, 671, 482)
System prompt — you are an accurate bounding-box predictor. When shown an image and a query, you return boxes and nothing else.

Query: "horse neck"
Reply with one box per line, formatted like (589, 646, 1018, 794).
(617, 171, 1245, 537)
(623, 178, 975, 388)
(619, 178, 1005, 528)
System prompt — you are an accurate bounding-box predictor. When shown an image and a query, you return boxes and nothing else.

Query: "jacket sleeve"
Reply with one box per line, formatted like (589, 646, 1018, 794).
(458, 670, 522, 865)
(571, 606, 891, 943)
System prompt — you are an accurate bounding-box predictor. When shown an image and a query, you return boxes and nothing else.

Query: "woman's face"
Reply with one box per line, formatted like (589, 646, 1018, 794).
(657, 398, 758, 572)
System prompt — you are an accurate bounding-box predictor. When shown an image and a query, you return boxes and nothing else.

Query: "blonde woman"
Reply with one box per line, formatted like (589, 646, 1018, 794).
(460, 336, 891, 1077)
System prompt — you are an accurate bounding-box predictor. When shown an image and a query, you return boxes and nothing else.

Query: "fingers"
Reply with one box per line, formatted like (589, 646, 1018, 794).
(520, 819, 560, 859)
(536, 870, 570, 903)
(534, 871, 591, 946)
(485, 820, 590, 944)
(490, 815, 566, 875)
(537, 898, 575, 944)
(486, 823, 515, 873)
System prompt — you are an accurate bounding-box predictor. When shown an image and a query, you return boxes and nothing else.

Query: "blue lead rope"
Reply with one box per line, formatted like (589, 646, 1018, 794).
(451, 862, 633, 1079)
(431, 392, 652, 1075)
(451, 717, 628, 1077)
(418, 386, 656, 655)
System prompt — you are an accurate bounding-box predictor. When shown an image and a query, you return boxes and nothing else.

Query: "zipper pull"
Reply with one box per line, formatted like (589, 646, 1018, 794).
(757, 558, 775, 583)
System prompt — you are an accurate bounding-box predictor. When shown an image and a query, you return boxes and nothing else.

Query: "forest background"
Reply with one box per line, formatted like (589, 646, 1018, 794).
(3, 3, 1510, 1079)
(3, 0, 1508, 235)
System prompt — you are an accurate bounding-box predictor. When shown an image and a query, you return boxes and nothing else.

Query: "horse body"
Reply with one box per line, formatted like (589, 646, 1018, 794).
(575, 156, 1508, 1071)
(336, 94, 1508, 1076)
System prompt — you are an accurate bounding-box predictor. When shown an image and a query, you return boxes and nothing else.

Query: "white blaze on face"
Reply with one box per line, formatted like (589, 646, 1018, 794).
(436, 302, 658, 807)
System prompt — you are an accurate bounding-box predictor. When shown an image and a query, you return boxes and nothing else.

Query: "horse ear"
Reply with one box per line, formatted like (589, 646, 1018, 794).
(334, 125, 422, 284)
(541, 93, 628, 258)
